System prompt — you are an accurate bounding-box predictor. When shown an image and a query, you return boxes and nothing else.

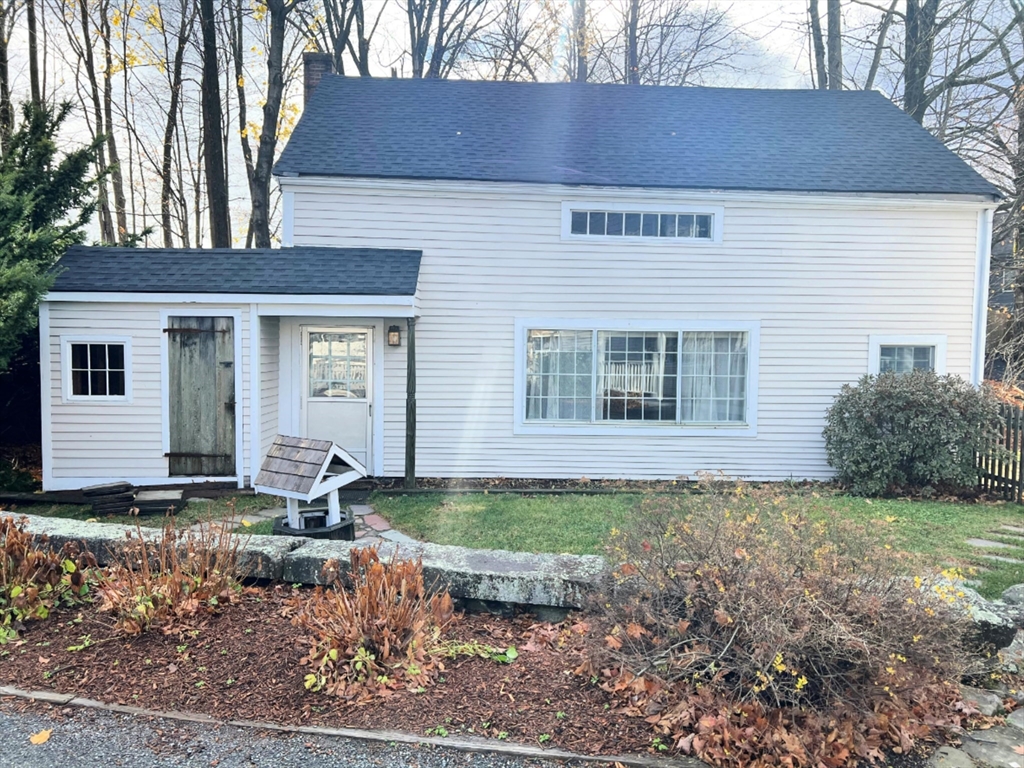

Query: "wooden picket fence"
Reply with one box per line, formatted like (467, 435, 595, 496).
(978, 402, 1024, 502)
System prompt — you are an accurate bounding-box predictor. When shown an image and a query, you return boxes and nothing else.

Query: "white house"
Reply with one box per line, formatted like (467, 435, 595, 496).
(38, 60, 1000, 491)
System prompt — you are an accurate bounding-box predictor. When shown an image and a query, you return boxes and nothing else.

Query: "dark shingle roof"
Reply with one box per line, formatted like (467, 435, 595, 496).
(51, 246, 421, 295)
(274, 77, 999, 198)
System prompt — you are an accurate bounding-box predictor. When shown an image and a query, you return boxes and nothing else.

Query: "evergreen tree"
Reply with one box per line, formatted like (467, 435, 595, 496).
(0, 102, 104, 371)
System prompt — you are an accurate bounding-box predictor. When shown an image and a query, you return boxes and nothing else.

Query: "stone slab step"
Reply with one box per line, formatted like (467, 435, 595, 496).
(1000, 524, 1024, 534)
(979, 554, 1024, 565)
(967, 538, 1016, 549)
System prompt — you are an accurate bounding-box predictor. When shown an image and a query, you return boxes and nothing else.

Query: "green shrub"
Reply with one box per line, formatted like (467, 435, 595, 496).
(823, 371, 1003, 496)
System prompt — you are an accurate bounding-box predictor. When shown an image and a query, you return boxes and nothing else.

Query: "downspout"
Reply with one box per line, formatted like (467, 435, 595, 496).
(971, 208, 994, 386)
(405, 316, 416, 488)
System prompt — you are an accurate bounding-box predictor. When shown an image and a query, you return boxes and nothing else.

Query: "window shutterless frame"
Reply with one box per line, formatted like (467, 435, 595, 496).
(59, 335, 132, 404)
(867, 334, 947, 375)
(560, 201, 724, 244)
(514, 319, 759, 437)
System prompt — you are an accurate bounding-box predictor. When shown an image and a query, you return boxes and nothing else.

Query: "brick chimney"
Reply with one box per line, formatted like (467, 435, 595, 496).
(303, 52, 334, 105)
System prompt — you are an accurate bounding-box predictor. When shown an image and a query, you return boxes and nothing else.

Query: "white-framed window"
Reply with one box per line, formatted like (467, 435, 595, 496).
(868, 335, 947, 376)
(307, 330, 368, 399)
(560, 201, 724, 244)
(61, 336, 132, 403)
(514, 319, 759, 437)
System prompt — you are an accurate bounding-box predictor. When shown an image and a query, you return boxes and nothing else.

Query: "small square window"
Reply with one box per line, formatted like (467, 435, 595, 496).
(67, 341, 128, 399)
(570, 211, 588, 235)
(588, 211, 607, 236)
(659, 214, 676, 237)
(641, 213, 658, 237)
(677, 214, 694, 237)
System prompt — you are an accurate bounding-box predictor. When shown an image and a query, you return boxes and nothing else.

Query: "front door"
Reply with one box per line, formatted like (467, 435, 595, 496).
(166, 316, 236, 476)
(302, 327, 372, 470)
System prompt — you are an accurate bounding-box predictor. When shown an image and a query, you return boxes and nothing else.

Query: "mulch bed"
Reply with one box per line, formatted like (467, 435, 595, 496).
(0, 587, 653, 758)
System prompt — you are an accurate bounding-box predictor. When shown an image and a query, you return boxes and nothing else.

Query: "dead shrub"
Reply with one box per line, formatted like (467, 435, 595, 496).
(589, 475, 980, 766)
(294, 546, 455, 701)
(97, 517, 247, 635)
(0, 515, 94, 641)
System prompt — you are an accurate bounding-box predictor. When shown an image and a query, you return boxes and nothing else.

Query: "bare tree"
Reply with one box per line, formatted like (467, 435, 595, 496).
(827, 0, 842, 88)
(573, 0, 587, 81)
(589, 0, 753, 87)
(808, 0, 828, 88)
(460, 0, 558, 81)
(302, 0, 388, 76)
(199, 0, 230, 247)
(405, 0, 491, 78)
(0, 1, 19, 150)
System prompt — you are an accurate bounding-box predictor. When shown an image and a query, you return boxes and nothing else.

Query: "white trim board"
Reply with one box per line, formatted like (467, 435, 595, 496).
(249, 307, 261, 484)
(159, 309, 245, 488)
(867, 334, 948, 375)
(45, 292, 416, 309)
(39, 302, 53, 490)
(512, 317, 761, 438)
(279, 175, 999, 210)
(972, 209, 993, 386)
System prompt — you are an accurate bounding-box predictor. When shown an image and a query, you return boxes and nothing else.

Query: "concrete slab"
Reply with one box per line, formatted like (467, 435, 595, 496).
(981, 554, 1024, 565)
(927, 746, 976, 768)
(379, 529, 419, 545)
(967, 538, 1016, 549)
(282, 539, 608, 609)
(350, 505, 374, 516)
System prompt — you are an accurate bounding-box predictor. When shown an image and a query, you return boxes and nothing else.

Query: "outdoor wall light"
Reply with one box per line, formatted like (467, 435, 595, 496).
(387, 325, 401, 346)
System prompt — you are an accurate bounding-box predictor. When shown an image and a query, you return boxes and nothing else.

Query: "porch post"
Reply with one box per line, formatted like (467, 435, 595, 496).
(405, 317, 416, 488)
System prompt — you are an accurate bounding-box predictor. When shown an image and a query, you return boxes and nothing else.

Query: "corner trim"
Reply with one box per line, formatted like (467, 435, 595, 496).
(972, 209, 994, 385)
(39, 302, 53, 490)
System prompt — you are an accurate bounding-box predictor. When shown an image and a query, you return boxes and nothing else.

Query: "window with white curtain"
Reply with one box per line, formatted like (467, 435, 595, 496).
(878, 345, 935, 374)
(525, 328, 749, 425)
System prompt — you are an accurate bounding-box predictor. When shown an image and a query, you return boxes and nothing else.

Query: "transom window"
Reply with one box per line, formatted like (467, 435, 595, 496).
(308, 331, 367, 398)
(569, 209, 713, 239)
(69, 342, 126, 397)
(525, 328, 748, 424)
(879, 345, 935, 374)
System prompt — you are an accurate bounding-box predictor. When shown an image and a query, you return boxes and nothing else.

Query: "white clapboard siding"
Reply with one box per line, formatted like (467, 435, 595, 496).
(260, 317, 280, 460)
(286, 179, 986, 481)
(47, 302, 251, 484)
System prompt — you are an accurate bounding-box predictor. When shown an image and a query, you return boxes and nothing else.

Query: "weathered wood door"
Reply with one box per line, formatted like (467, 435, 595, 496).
(166, 316, 235, 476)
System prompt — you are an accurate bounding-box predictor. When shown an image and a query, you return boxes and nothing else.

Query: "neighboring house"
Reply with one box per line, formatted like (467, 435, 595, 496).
(38, 57, 1000, 490)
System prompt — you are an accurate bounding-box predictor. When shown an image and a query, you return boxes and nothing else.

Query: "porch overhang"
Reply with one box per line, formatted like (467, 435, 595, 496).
(43, 292, 418, 318)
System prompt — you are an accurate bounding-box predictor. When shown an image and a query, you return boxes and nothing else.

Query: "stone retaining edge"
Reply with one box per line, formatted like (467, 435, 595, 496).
(11, 513, 609, 610)
(0, 685, 697, 768)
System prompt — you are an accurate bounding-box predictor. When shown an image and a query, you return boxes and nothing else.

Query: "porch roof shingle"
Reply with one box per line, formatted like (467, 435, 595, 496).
(51, 246, 422, 296)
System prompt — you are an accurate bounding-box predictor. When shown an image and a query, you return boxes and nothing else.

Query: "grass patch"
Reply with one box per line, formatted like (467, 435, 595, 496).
(371, 490, 1024, 598)
(369, 492, 640, 555)
(4, 494, 282, 529)
(239, 519, 275, 536)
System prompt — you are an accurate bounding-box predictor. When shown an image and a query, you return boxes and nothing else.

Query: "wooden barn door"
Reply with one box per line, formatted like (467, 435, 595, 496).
(166, 316, 236, 476)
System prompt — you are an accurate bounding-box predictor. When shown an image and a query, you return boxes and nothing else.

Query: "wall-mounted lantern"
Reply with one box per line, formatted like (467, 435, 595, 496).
(387, 325, 401, 347)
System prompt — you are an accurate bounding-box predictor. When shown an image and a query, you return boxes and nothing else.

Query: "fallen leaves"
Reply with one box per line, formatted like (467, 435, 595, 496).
(1013, 744, 1024, 756)
(29, 728, 52, 745)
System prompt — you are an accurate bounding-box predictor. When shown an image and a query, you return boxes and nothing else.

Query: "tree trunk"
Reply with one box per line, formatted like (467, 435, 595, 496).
(230, 0, 256, 246)
(826, 0, 842, 90)
(26, 0, 39, 104)
(573, 0, 587, 82)
(864, 0, 897, 91)
(625, 0, 639, 84)
(77, 0, 115, 244)
(808, 0, 827, 90)
(249, 0, 291, 248)
(161, 6, 191, 247)
(904, 0, 939, 124)
(0, 2, 13, 152)
(100, 5, 127, 243)
(199, 0, 230, 247)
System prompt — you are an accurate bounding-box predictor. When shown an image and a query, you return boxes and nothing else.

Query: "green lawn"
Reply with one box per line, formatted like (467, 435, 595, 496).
(3, 493, 282, 529)
(370, 490, 1024, 599)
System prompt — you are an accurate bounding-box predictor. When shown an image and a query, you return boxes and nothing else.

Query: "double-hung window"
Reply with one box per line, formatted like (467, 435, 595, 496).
(519, 322, 758, 434)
